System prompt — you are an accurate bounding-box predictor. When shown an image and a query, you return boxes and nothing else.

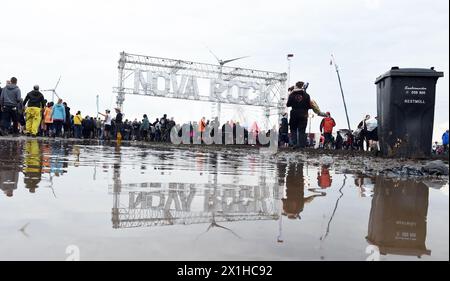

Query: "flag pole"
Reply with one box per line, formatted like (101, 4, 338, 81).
(96, 94, 99, 119)
(331, 54, 351, 131)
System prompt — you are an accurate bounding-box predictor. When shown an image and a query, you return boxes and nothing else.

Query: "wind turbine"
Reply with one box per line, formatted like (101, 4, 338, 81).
(206, 48, 250, 123)
(207, 48, 250, 70)
(42, 76, 62, 102)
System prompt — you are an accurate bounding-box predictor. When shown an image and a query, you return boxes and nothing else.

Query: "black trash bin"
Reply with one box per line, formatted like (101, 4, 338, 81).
(375, 67, 444, 158)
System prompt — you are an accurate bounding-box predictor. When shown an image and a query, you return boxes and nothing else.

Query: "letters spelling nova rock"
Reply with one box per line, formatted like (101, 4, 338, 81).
(134, 70, 273, 106)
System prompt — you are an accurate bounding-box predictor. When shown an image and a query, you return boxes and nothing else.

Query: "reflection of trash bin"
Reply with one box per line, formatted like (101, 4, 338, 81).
(375, 67, 444, 158)
(366, 177, 431, 257)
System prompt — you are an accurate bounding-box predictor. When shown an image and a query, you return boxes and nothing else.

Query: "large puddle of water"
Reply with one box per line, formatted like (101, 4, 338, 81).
(0, 139, 448, 260)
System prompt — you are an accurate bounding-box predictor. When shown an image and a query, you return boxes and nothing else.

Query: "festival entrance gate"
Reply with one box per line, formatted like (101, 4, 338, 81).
(113, 52, 287, 129)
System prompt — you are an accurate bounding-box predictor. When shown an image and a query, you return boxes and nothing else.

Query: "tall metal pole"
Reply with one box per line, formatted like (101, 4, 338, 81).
(96, 94, 99, 119)
(287, 54, 294, 88)
(117, 52, 126, 111)
(216, 65, 223, 124)
(331, 55, 351, 131)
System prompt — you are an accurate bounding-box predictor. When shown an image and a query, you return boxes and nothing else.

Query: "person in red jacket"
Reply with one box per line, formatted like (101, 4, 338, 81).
(320, 112, 336, 149)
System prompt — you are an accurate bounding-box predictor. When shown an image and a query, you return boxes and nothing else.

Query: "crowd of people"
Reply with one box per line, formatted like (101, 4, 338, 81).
(1, 77, 447, 154)
(279, 81, 380, 152)
(0, 77, 180, 142)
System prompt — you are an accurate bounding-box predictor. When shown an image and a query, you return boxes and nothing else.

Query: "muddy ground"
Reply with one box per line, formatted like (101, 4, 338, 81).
(1, 136, 448, 183)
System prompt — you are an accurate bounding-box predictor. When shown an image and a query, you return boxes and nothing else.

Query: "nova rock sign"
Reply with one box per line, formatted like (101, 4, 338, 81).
(114, 52, 287, 125)
(134, 70, 273, 106)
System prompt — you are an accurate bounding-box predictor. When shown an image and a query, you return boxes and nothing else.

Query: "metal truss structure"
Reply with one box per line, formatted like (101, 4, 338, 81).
(113, 52, 287, 128)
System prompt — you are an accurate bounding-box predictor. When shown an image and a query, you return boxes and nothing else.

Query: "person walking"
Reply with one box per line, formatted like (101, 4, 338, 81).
(98, 109, 112, 140)
(140, 114, 150, 141)
(365, 116, 378, 151)
(320, 112, 336, 149)
(51, 99, 66, 137)
(23, 85, 45, 137)
(73, 111, 83, 138)
(442, 129, 449, 154)
(279, 113, 289, 147)
(199, 116, 206, 143)
(43, 102, 54, 137)
(0, 77, 21, 136)
(357, 115, 371, 150)
(63, 102, 71, 138)
(287, 82, 326, 149)
(114, 108, 123, 141)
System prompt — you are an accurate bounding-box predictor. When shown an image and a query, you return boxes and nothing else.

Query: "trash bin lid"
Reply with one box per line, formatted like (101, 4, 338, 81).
(375, 67, 444, 84)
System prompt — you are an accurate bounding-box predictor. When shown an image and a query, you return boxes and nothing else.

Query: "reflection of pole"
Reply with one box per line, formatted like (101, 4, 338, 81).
(277, 211, 283, 243)
(276, 161, 286, 243)
(331, 55, 351, 131)
(320, 174, 347, 241)
(112, 147, 122, 229)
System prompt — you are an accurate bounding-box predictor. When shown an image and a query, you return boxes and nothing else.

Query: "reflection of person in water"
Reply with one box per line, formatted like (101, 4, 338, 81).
(281, 162, 324, 219)
(50, 143, 67, 176)
(0, 141, 21, 197)
(73, 145, 81, 167)
(367, 177, 431, 258)
(23, 140, 43, 193)
(317, 165, 332, 189)
(354, 175, 375, 197)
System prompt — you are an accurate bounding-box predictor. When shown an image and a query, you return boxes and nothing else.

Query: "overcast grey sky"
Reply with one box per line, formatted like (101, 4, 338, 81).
(1, 0, 448, 141)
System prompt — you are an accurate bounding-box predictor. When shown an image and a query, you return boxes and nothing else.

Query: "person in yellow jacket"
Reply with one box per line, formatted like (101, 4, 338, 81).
(73, 111, 83, 138)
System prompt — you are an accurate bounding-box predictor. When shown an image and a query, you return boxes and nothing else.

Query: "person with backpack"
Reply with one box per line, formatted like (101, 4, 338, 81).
(0, 77, 21, 136)
(320, 112, 336, 149)
(287, 81, 327, 149)
(357, 115, 371, 150)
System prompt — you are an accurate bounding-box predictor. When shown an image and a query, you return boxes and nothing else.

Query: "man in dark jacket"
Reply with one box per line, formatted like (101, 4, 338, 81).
(0, 77, 21, 136)
(23, 85, 46, 136)
(63, 102, 71, 138)
(279, 113, 289, 147)
(286, 81, 312, 148)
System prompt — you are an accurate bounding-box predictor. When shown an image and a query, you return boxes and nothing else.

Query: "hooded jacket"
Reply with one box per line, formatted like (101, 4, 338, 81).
(0, 84, 21, 107)
(140, 117, 150, 130)
(286, 89, 312, 119)
(51, 103, 66, 122)
(23, 90, 45, 108)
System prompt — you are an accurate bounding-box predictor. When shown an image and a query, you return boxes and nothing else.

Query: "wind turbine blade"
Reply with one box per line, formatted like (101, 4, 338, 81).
(54, 76, 62, 90)
(206, 47, 221, 64)
(222, 56, 250, 65)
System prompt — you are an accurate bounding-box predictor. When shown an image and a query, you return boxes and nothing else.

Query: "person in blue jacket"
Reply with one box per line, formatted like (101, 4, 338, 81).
(51, 99, 66, 137)
(442, 129, 449, 154)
